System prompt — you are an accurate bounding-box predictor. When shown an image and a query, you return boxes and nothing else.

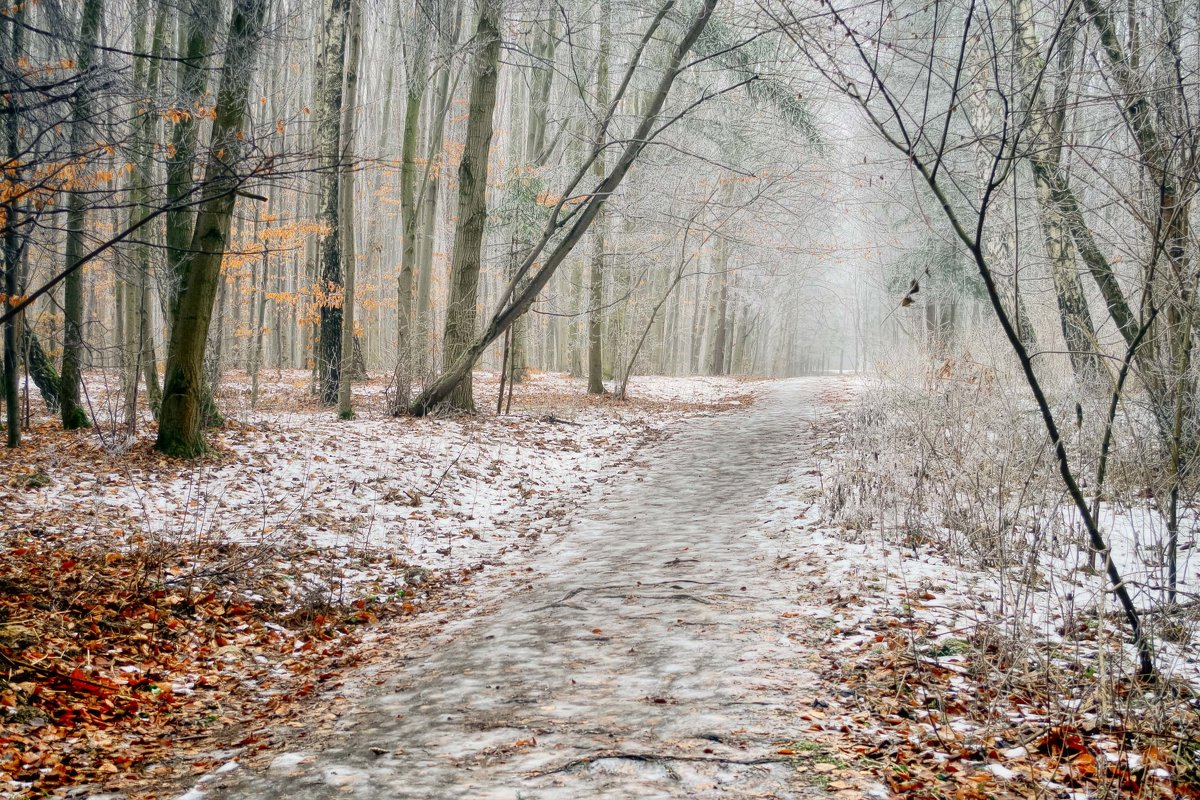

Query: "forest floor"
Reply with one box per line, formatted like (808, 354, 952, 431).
(0, 370, 760, 798)
(2, 373, 1195, 799)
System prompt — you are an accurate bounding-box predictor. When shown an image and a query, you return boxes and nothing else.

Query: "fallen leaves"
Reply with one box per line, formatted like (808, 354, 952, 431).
(0, 370, 763, 797)
(0, 532, 448, 796)
(812, 618, 1200, 800)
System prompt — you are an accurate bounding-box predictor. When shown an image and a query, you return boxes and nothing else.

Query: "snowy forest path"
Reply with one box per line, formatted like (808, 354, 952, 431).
(204, 379, 837, 800)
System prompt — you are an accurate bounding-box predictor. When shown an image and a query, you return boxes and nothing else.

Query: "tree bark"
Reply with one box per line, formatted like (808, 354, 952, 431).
(1013, 0, 1100, 382)
(124, 0, 169, 426)
(155, 0, 268, 456)
(337, 0, 362, 418)
(586, 0, 610, 396)
(391, 88, 423, 413)
(165, 0, 220, 317)
(2, 4, 23, 446)
(59, 0, 104, 430)
(315, 0, 350, 406)
(710, 272, 728, 375)
(22, 330, 60, 412)
(440, 4, 502, 412)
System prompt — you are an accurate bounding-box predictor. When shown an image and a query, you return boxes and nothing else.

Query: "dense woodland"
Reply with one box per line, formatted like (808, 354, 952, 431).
(2, 0, 1200, 795)
(0, 0, 852, 456)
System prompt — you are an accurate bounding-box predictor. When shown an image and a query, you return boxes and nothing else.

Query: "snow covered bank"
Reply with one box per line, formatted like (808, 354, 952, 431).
(770, 375, 1200, 800)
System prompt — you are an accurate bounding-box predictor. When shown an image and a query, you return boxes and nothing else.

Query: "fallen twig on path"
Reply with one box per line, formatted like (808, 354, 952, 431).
(525, 750, 797, 777)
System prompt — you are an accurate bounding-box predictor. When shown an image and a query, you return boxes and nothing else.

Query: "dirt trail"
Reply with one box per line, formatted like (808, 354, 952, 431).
(201, 379, 836, 800)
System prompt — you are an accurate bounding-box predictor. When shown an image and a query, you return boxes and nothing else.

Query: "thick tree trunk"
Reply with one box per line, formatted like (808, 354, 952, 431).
(155, 0, 267, 456)
(165, 0, 220, 317)
(440, 5, 502, 412)
(315, 0, 350, 406)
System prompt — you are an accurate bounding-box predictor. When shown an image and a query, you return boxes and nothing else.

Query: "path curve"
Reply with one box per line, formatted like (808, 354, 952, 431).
(205, 379, 832, 800)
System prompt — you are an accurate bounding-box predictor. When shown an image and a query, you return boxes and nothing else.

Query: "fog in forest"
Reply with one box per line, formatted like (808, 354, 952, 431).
(2, 0, 1199, 797)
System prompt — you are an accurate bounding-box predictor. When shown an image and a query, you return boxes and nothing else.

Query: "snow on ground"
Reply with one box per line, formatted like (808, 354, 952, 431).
(0, 370, 761, 798)
(762, 377, 1199, 798)
(2, 370, 757, 605)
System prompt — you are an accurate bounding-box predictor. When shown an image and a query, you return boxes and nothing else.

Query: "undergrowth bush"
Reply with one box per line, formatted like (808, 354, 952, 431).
(821, 340, 1200, 795)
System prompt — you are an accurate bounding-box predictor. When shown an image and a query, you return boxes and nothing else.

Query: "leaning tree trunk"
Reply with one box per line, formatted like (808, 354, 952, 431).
(1014, 0, 1100, 383)
(22, 330, 60, 412)
(155, 0, 268, 456)
(410, 0, 719, 414)
(439, 3, 502, 413)
(59, 0, 104, 430)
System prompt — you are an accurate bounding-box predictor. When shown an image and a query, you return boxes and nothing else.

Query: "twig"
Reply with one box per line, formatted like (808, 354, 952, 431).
(525, 750, 797, 778)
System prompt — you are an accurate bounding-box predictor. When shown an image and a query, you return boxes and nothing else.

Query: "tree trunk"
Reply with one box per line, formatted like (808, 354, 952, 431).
(58, 0, 104, 430)
(22, 330, 60, 412)
(166, 0, 220, 318)
(1013, 0, 1100, 383)
(391, 88, 423, 413)
(337, 0, 362, 418)
(440, 4, 502, 412)
(155, 0, 268, 456)
(315, 0, 350, 406)
(710, 271, 728, 375)
(586, 1, 610, 396)
(586, 223, 606, 394)
(2, 5, 23, 446)
(123, 0, 169, 427)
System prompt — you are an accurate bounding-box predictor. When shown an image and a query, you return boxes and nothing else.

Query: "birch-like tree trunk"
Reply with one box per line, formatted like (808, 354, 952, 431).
(1013, 0, 1099, 383)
